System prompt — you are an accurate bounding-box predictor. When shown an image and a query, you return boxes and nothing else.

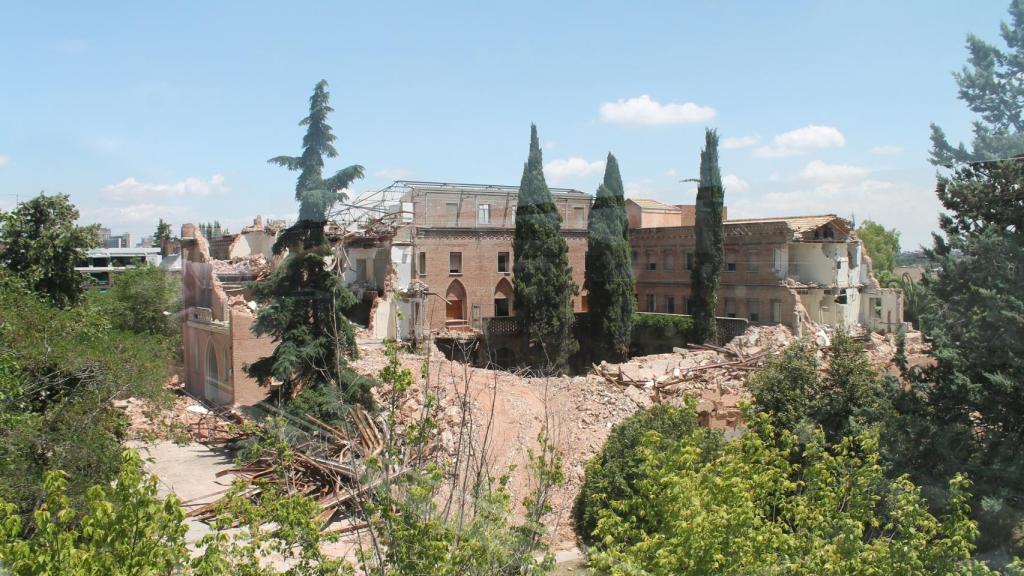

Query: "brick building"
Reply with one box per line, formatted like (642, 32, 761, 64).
(629, 211, 903, 335)
(391, 181, 591, 335)
(180, 221, 279, 407)
(625, 198, 727, 229)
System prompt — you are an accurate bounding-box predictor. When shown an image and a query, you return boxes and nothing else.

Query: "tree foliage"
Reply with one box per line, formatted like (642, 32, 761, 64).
(572, 403, 721, 547)
(154, 218, 172, 255)
(856, 219, 901, 284)
(690, 130, 725, 344)
(512, 124, 578, 373)
(247, 80, 370, 409)
(894, 0, 1024, 555)
(585, 153, 636, 362)
(92, 264, 181, 338)
(749, 331, 891, 444)
(0, 193, 99, 308)
(587, 414, 1008, 575)
(0, 274, 173, 518)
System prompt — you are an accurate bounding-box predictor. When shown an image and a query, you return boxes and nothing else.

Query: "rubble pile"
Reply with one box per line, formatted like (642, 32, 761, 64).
(188, 405, 390, 527)
(118, 378, 251, 445)
(211, 254, 271, 278)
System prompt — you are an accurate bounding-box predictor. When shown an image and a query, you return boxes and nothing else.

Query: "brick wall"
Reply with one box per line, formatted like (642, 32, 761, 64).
(230, 310, 275, 407)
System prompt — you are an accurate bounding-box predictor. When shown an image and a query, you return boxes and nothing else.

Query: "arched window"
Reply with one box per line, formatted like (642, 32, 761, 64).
(493, 278, 513, 317)
(445, 280, 467, 321)
(205, 341, 230, 405)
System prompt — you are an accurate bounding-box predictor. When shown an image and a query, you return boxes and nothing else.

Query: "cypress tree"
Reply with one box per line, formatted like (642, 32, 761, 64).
(585, 153, 636, 362)
(512, 124, 579, 374)
(690, 129, 725, 344)
(246, 80, 372, 409)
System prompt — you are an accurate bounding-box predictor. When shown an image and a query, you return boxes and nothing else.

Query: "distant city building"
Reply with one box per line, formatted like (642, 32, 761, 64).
(76, 246, 162, 289)
(104, 232, 132, 249)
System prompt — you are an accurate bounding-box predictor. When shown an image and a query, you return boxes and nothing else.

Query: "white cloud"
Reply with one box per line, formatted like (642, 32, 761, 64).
(798, 160, 869, 183)
(375, 167, 412, 180)
(544, 141, 556, 150)
(82, 203, 189, 224)
(101, 174, 228, 200)
(870, 145, 903, 155)
(754, 125, 845, 157)
(0, 155, 10, 168)
(599, 95, 716, 125)
(723, 174, 750, 192)
(722, 135, 759, 149)
(544, 157, 605, 182)
(665, 168, 678, 177)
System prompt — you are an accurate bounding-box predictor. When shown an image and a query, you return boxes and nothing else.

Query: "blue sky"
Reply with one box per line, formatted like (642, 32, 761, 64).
(0, 1, 1011, 248)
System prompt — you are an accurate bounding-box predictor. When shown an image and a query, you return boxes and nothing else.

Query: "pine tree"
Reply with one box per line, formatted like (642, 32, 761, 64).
(585, 153, 635, 362)
(690, 129, 725, 344)
(246, 80, 371, 409)
(891, 1, 1024, 554)
(512, 124, 578, 374)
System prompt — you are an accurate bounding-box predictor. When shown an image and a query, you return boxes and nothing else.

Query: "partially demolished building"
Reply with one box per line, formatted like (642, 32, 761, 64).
(180, 219, 280, 407)
(629, 211, 903, 334)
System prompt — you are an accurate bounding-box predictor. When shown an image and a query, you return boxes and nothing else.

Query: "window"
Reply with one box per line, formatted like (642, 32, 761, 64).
(771, 247, 781, 272)
(871, 297, 882, 319)
(494, 297, 510, 317)
(664, 250, 675, 271)
(686, 252, 694, 271)
(449, 252, 462, 274)
(497, 251, 510, 273)
(747, 299, 760, 322)
(686, 298, 696, 314)
(665, 295, 675, 314)
(573, 206, 585, 227)
(726, 252, 737, 272)
(445, 202, 458, 226)
(770, 299, 782, 323)
(646, 251, 656, 271)
(478, 203, 491, 224)
(747, 250, 759, 272)
(646, 293, 655, 312)
(724, 298, 737, 318)
(418, 252, 427, 276)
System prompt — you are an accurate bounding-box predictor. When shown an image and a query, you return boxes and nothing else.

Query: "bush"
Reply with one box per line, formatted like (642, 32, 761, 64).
(630, 313, 694, 355)
(572, 402, 721, 546)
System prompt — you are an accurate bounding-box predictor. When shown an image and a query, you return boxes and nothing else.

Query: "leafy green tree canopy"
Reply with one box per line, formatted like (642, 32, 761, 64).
(588, 415, 1010, 575)
(0, 193, 99, 308)
(856, 219, 901, 283)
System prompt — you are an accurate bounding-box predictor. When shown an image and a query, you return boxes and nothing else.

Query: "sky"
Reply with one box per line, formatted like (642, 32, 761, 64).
(0, 1, 1013, 249)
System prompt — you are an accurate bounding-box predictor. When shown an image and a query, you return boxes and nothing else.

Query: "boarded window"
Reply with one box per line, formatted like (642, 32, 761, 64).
(573, 206, 585, 227)
(445, 202, 458, 226)
(449, 252, 462, 274)
(664, 250, 675, 271)
(747, 251, 759, 272)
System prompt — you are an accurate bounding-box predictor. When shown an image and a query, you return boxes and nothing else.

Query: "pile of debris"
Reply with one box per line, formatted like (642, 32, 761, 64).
(187, 405, 391, 527)
(117, 376, 251, 445)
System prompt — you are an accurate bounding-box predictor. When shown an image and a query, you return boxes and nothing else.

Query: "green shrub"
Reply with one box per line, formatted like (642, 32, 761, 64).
(571, 402, 721, 546)
(630, 313, 694, 355)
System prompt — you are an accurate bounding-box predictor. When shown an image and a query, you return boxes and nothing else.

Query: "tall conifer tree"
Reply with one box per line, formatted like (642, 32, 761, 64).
(690, 129, 725, 344)
(512, 125, 578, 373)
(246, 80, 372, 409)
(585, 153, 635, 361)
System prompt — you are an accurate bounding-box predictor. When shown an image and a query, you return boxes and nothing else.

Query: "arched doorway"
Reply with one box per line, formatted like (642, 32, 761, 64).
(493, 278, 513, 317)
(445, 280, 467, 322)
(205, 341, 231, 405)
